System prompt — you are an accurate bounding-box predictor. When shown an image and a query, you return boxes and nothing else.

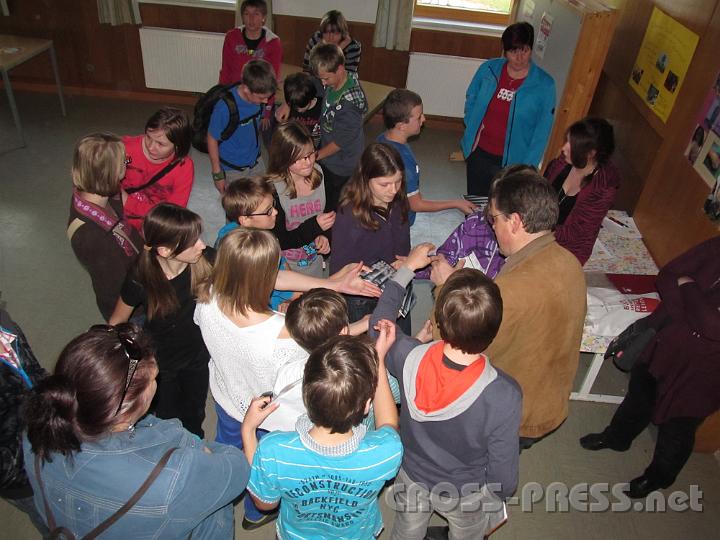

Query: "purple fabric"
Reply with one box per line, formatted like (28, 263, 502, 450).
(329, 204, 410, 274)
(639, 236, 720, 424)
(415, 212, 504, 279)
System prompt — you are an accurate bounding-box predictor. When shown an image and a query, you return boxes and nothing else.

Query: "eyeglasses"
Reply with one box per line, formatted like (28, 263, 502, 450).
(245, 199, 276, 217)
(485, 211, 506, 227)
(89, 324, 143, 416)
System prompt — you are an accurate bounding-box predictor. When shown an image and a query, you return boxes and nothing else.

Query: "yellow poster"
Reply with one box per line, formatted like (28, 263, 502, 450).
(628, 7, 699, 123)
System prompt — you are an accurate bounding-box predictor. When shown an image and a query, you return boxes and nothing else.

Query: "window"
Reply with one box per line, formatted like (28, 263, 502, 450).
(414, 0, 514, 26)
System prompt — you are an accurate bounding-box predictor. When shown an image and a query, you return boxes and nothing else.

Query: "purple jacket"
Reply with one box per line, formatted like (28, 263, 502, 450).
(416, 212, 504, 279)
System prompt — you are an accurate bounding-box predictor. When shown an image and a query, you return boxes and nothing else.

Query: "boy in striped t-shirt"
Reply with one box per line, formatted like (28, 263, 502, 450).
(241, 326, 402, 539)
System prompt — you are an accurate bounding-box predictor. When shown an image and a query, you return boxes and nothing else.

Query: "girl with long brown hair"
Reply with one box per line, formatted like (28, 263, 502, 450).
(109, 203, 212, 438)
(330, 142, 411, 331)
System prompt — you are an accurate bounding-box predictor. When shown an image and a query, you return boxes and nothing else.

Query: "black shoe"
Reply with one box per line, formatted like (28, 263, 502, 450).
(241, 509, 279, 531)
(625, 474, 666, 499)
(579, 432, 630, 451)
(424, 526, 449, 540)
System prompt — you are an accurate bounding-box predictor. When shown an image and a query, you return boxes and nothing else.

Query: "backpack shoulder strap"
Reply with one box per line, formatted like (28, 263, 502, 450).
(220, 87, 240, 142)
(123, 158, 181, 195)
(83, 447, 179, 539)
(66, 218, 85, 242)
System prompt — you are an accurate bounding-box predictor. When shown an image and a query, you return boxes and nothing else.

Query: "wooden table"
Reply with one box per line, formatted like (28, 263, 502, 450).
(571, 211, 659, 404)
(0, 34, 66, 147)
(278, 63, 394, 123)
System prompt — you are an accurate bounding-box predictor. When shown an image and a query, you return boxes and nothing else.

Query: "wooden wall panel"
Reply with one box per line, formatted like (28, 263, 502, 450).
(589, 0, 720, 264)
(409, 29, 499, 59)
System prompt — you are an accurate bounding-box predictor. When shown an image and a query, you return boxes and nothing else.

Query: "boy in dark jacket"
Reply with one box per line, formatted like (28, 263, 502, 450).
(369, 245, 522, 540)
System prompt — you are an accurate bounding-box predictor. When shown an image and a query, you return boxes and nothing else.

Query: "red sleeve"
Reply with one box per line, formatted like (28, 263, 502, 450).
(220, 29, 240, 85)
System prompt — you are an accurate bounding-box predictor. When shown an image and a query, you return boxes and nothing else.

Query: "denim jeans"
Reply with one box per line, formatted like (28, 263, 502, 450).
(215, 403, 269, 522)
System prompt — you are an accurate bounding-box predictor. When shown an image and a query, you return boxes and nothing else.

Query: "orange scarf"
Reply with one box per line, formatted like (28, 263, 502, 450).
(414, 342, 486, 413)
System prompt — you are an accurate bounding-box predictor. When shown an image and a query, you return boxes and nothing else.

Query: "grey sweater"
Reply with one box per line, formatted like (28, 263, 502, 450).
(369, 268, 522, 499)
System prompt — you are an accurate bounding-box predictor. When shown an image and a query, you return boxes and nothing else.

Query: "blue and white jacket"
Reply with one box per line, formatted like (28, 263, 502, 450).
(461, 57, 556, 167)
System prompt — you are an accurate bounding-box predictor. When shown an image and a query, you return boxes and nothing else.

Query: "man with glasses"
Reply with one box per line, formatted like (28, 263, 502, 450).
(432, 171, 586, 450)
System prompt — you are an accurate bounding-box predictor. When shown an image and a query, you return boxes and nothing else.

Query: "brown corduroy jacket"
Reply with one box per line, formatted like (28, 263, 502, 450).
(486, 233, 586, 438)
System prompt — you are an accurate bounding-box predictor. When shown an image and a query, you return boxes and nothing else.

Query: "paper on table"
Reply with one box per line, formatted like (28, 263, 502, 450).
(590, 238, 613, 260)
(602, 213, 642, 238)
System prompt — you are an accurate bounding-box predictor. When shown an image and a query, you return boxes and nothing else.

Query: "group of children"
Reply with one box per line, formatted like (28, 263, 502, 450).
(60, 3, 519, 537)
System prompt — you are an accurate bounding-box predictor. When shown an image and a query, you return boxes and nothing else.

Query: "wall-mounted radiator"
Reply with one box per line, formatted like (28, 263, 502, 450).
(139, 27, 224, 93)
(406, 52, 484, 118)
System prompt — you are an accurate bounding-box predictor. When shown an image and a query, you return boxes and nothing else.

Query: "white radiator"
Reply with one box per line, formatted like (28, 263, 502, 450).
(406, 52, 485, 118)
(139, 27, 225, 93)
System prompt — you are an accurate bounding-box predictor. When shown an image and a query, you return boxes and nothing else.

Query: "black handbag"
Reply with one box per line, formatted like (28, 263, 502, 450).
(604, 312, 669, 372)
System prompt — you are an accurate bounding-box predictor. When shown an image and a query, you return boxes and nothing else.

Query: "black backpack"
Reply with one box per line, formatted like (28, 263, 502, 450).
(191, 83, 263, 153)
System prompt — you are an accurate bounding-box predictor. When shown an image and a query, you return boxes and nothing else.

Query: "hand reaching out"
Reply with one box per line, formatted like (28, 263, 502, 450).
(430, 255, 464, 287)
(329, 262, 381, 297)
(456, 199, 478, 215)
(414, 319, 434, 343)
(374, 319, 396, 361)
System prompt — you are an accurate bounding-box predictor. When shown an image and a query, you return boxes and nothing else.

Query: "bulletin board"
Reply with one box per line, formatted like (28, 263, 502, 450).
(628, 7, 699, 123)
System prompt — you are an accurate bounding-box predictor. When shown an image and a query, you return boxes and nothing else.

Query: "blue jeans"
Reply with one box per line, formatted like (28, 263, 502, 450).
(214, 403, 269, 522)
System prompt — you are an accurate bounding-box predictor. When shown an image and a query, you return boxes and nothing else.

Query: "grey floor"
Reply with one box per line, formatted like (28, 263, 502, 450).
(1, 92, 718, 539)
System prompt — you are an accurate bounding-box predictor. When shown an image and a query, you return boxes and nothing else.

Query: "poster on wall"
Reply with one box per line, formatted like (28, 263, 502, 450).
(628, 7, 699, 123)
(685, 72, 720, 222)
(535, 12, 553, 60)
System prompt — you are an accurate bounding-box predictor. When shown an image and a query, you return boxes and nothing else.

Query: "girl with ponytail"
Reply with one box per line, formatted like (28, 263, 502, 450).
(109, 203, 213, 438)
(22, 324, 255, 538)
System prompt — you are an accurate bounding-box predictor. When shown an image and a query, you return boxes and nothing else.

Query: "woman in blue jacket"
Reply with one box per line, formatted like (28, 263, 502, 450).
(462, 22, 556, 196)
(22, 324, 264, 539)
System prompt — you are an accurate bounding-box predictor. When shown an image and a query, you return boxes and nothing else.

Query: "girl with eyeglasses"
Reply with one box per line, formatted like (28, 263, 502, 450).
(302, 10, 362, 74)
(22, 323, 266, 539)
(109, 203, 213, 438)
(267, 121, 335, 277)
(68, 132, 143, 321)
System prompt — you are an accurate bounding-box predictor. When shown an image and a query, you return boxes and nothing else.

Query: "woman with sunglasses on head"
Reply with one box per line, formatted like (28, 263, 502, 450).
(121, 107, 195, 233)
(69, 133, 143, 321)
(267, 121, 335, 277)
(543, 117, 619, 265)
(110, 203, 212, 438)
(22, 323, 262, 538)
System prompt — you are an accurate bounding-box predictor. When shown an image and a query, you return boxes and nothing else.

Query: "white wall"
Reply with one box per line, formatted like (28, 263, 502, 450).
(273, 0, 378, 23)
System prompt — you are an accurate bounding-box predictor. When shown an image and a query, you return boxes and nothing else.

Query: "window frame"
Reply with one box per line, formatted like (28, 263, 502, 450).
(413, 0, 514, 26)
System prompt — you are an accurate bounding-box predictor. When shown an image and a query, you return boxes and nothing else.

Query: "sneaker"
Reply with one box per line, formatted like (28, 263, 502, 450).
(241, 509, 279, 531)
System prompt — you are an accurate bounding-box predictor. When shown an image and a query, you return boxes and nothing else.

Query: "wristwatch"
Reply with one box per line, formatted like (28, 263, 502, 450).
(212, 170, 226, 181)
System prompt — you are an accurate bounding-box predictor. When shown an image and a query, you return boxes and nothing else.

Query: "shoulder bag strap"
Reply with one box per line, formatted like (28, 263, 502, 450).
(34, 454, 76, 540)
(82, 447, 178, 539)
(66, 218, 85, 242)
(124, 159, 181, 195)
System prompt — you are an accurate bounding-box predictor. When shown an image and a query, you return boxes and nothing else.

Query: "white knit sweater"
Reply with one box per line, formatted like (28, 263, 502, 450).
(194, 296, 306, 421)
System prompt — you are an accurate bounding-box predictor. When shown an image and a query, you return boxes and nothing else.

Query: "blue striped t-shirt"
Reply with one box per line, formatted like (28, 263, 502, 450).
(248, 425, 402, 539)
